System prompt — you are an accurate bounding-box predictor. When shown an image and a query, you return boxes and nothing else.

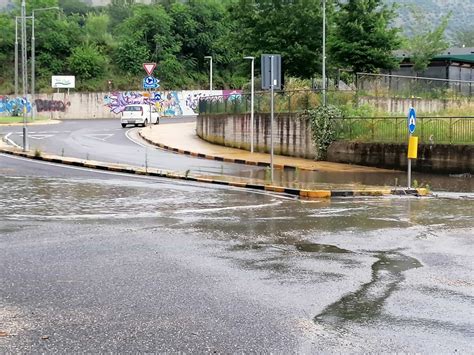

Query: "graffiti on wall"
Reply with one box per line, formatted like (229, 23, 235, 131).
(35, 99, 70, 112)
(104, 90, 242, 117)
(0, 96, 32, 115)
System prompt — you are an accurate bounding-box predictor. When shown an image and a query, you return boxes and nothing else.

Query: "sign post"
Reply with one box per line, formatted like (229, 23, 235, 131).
(407, 107, 417, 188)
(142, 63, 158, 125)
(261, 54, 281, 183)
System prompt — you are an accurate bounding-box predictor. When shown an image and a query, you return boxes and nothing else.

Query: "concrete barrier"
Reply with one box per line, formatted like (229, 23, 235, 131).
(197, 113, 473, 174)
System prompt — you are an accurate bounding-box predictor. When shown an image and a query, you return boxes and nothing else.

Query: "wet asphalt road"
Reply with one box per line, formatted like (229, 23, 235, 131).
(1, 154, 473, 352)
(1, 118, 472, 191)
(0, 118, 267, 180)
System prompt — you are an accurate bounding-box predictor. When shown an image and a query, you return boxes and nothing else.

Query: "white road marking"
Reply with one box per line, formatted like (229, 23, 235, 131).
(174, 201, 282, 214)
(125, 128, 148, 148)
(29, 134, 54, 140)
(4, 132, 21, 148)
(84, 133, 114, 141)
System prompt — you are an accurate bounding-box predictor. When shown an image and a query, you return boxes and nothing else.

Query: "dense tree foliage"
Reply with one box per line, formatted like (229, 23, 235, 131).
(330, 0, 401, 73)
(0, 0, 416, 93)
(228, 0, 329, 79)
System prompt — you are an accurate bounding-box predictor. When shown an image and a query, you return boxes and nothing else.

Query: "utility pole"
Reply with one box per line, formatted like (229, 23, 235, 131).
(15, 17, 18, 96)
(21, 0, 28, 151)
(322, 0, 327, 106)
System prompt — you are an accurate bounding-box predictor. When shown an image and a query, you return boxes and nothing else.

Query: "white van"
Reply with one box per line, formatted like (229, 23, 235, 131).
(121, 104, 160, 128)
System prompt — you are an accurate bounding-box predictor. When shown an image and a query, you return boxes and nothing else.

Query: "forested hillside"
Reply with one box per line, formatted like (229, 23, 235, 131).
(388, 0, 474, 40)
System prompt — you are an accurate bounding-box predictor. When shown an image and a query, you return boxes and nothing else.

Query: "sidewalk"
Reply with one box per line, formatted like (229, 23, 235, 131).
(139, 122, 394, 173)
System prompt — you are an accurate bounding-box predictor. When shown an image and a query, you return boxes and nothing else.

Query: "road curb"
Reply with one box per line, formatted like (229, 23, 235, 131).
(139, 132, 299, 170)
(0, 145, 429, 199)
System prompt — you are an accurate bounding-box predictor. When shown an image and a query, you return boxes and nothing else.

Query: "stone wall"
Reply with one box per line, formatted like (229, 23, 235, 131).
(197, 113, 317, 159)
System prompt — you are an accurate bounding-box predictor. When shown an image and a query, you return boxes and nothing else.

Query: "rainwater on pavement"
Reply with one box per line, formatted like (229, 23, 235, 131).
(0, 158, 473, 352)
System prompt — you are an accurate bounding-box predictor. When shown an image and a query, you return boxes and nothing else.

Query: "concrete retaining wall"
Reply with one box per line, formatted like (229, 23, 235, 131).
(359, 96, 473, 114)
(327, 141, 473, 174)
(197, 113, 317, 159)
(0, 90, 240, 119)
(197, 113, 473, 174)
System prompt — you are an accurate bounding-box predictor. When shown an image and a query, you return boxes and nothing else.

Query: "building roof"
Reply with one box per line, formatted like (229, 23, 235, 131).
(432, 54, 474, 64)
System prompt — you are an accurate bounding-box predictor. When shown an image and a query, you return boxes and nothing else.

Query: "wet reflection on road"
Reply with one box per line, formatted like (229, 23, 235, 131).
(314, 251, 422, 323)
(0, 169, 473, 352)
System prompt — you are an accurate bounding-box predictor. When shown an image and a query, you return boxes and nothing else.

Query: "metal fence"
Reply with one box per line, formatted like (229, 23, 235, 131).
(356, 73, 474, 99)
(334, 116, 474, 144)
(198, 90, 355, 115)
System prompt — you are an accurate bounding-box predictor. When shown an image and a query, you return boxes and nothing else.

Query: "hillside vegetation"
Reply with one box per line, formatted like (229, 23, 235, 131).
(0, 0, 467, 94)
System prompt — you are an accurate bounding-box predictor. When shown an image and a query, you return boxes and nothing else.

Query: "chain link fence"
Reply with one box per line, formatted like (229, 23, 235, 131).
(198, 90, 355, 115)
(356, 73, 474, 99)
(333, 116, 474, 144)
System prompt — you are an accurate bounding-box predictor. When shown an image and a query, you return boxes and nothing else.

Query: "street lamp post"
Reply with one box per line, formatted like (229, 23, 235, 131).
(15, 17, 18, 96)
(322, 0, 327, 106)
(244, 56, 255, 153)
(204, 56, 213, 91)
(21, 0, 28, 151)
(15, 16, 33, 98)
(31, 7, 60, 120)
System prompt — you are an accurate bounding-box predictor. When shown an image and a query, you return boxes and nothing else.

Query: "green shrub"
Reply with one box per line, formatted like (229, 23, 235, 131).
(304, 105, 343, 160)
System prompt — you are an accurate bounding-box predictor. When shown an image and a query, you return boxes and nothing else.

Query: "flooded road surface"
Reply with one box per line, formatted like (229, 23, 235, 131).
(1, 159, 473, 352)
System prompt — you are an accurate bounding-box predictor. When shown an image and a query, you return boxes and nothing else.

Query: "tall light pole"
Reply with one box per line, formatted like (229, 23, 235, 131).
(15, 16, 31, 97)
(204, 56, 213, 91)
(244, 56, 255, 153)
(21, 0, 28, 151)
(31, 6, 60, 120)
(15, 17, 18, 96)
(322, 0, 327, 106)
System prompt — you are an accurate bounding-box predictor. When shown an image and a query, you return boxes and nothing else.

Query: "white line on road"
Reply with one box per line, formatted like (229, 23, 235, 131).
(29, 134, 54, 140)
(84, 133, 114, 141)
(4, 132, 21, 148)
(125, 128, 148, 148)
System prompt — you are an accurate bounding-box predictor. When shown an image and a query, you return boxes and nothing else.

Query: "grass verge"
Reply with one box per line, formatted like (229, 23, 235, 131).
(0, 115, 50, 124)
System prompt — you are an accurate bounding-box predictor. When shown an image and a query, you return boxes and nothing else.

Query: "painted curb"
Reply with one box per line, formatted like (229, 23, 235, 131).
(139, 132, 298, 170)
(0, 145, 429, 199)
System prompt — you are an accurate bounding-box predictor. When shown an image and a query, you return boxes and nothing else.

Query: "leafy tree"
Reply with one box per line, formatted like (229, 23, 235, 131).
(59, 0, 93, 16)
(452, 26, 474, 48)
(229, 0, 327, 79)
(403, 7, 451, 73)
(108, 0, 135, 32)
(0, 14, 14, 91)
(84, 12, 113, 49)
(330, 0, 402, 73)
(114, 38, 150, 75)
(68, 44, 107, 80)
(169, 0, 236, 88)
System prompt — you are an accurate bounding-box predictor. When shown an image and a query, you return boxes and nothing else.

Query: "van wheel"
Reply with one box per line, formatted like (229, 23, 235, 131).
(143, 119, 148, 127)
(121, 123, 126, 128)
(155, 119, 159, 125)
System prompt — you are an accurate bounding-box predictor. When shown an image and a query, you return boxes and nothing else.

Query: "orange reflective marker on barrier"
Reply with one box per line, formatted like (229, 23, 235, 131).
(408, 136, 418, 159)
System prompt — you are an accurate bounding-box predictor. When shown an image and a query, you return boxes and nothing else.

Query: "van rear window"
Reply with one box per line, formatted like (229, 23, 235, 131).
(124, 106, 142, 112)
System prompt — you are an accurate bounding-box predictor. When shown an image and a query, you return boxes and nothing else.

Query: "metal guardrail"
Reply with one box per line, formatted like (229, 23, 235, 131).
(334, 116, 474, 144)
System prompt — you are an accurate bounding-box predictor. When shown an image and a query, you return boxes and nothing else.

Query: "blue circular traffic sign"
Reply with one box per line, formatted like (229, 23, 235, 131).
(408, 107, 416, 134)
